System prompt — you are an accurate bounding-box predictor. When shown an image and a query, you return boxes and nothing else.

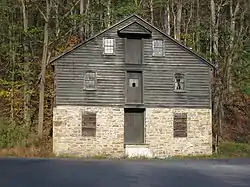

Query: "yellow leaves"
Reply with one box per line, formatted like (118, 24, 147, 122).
(0, 79, 22, 87)
(0, 79, 12, 85)
(0, 90, 10, 97)
(0, 79, 24, 99)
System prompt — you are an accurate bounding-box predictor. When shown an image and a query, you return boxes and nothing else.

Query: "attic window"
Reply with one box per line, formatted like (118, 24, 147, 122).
(173, 113, 187, 138)
(103, 38, 115, 55)
(174, 73, 185, 91)
(82, 111, 96, 136)
(84, 71, 97, 90)
(152, 39, 164, 56)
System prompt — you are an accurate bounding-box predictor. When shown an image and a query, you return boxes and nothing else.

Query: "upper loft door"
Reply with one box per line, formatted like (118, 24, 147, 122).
(126, 71, 142, 103)
(125, 38, 143, 64)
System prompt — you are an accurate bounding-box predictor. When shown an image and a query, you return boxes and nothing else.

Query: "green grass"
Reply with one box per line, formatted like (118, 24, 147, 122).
(169, 142, 250, 160)
(1, 141, 250, 160)
(218, 142, 250, 157)
(55, 143, 250, 161)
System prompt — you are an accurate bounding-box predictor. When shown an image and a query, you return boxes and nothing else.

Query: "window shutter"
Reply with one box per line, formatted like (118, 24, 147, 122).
(82, 111, 97, 136)
(173, 113, 187, 137)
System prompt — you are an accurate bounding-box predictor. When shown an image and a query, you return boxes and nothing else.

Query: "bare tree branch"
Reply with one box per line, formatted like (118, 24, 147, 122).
(35, 4, 48, 22)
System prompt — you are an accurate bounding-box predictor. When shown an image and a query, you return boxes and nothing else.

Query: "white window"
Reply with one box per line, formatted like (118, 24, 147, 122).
(103, 38, 115, 55)
(152, 39, 164, 56)
(84, 71, 97, 90)
(174, 73, 185, 91)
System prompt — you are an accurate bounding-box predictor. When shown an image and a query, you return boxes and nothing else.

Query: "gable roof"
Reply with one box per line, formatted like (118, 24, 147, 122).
(50, 14, 215, 69)
(118, 21, 152, 35)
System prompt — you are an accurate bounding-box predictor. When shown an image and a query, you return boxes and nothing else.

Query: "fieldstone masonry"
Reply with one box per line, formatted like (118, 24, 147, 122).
(53, 106, 124, 157)
(145, 108, 212, 157)
(53, 106, 212, 158)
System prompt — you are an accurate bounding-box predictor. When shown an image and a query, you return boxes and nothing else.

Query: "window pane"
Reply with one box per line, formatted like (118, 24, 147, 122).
(175, 82, 184, 90)
(104, 46, 114, 54)
(154, 40, 163, 47)
(153, 40, 163, 56)
(129, 79, 138, 87)
(104, 38, 114, 46)
(174, 73, 185, 90)
(84, 72, 97, 90)
(154, 47, 163, 56)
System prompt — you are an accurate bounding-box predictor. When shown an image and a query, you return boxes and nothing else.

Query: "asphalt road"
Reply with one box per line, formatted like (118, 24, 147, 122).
(1, 157, 250, 187)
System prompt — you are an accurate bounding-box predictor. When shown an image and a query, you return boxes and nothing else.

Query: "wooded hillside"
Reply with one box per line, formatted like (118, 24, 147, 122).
(0, 0, 249, 154)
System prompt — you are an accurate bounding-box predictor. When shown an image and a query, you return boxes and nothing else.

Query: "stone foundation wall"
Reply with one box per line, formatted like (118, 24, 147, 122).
(145, 108, 212, 157)
(53, 106, 212, 158)
(53, 106, 124, 157)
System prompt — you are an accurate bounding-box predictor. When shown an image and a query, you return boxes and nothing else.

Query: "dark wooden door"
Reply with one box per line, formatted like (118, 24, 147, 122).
(126, 71, 142, 103)
(126, 38, 142, 64)
(124, 109, 144, 144)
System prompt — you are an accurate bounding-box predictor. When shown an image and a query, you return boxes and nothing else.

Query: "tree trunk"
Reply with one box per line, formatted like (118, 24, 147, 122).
(184, 2, 193, 45)
(80, 0, 84, 40)
(80, 0, 89, 39)
(21, 0, 31, 128)
(85, 0, 90, 38)
(10, 52, 15, 124)
(211, 0, 219, 151)
(227, 0, 240, 92)
(209, 26, 213, 62)
(9, 29, 16, 124)
(150, 0, 154, 24)
(211, 0, 219, 57)
(176, 1, 182, 41)
(196, 0, 200, 52)
(38, 0, 51, 138)
(106, 0, 111, 27)
(55, 0, 60, 37)
(171, 0, 176, 39)
(164, 0, 171, 35)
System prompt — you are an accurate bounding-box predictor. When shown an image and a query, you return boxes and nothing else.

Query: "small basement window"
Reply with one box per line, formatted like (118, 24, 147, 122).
(173, 113, 187, 138)
(152, 39, 164, 56)
(174, 73, 185, 91)
(84, 71, 97, 90)
(103, 38, 115, 55)
(82, 111, 96, 136)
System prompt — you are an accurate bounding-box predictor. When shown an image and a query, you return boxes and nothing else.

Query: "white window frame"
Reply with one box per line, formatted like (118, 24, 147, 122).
(103, 38, 116, 55)
(84, 71, 97, 90)
(152, 39, 164, 56)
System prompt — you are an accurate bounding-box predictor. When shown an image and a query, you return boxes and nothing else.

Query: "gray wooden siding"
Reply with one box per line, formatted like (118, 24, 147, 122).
(54, 17, 211, 108)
